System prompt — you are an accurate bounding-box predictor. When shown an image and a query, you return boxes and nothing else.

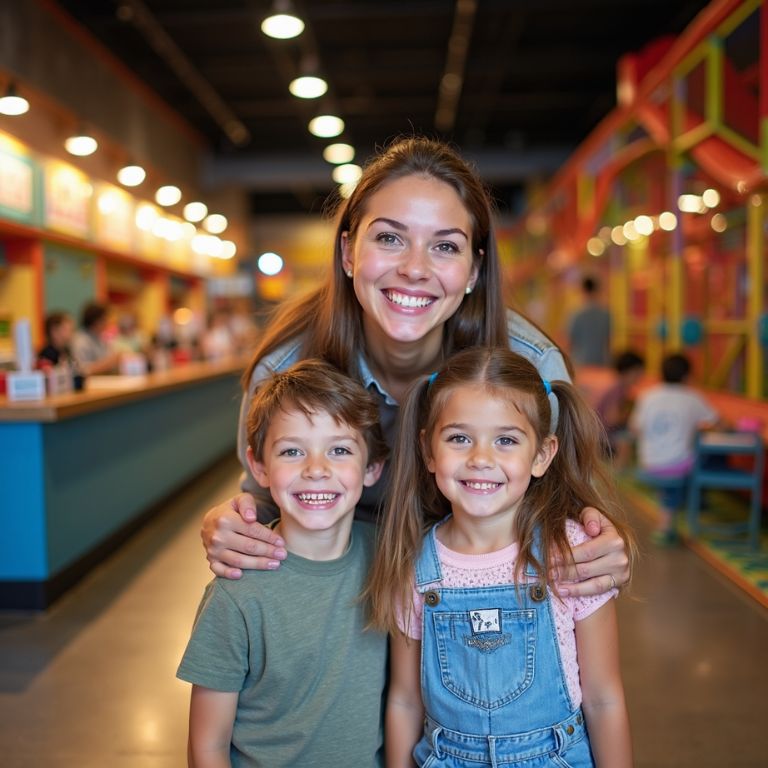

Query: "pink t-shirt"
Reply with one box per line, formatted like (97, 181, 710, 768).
(398, 520, 616, 708)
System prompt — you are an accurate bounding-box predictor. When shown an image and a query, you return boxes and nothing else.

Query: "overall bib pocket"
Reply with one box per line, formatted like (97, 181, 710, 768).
(430, 608, 537, 709)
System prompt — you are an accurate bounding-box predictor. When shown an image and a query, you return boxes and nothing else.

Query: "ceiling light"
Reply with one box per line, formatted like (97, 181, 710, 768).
(220, 240, 237, 259)
(258, 252, 284, 275)
(203, 213, 228, 234)
(289, 76, 328, 99)
(309, 115, 344, 138)
(658, 211, 677, 231)
(117, 164, 146, 187)
(332, 163, 363, 184)
(64, 133, 98, 157)
(586, 237, 605, 257)
(323, 143, 355, 164)
(634, 215, 654, 236)
(155, 185, 182, 206)
(702, 188, 720, 208)
(678, 194, 705, 213)
(183, 201, 208, 222)
(261, 13, 304, 39)
(0, 82, 29, 116)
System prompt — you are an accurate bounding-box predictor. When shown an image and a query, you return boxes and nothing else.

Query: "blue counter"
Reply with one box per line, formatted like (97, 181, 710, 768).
(0, 361, 244, 609)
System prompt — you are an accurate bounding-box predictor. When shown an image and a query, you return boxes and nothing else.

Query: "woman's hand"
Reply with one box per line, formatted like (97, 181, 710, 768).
(555, 507, 630, 597)
(201, 493, 287, 579)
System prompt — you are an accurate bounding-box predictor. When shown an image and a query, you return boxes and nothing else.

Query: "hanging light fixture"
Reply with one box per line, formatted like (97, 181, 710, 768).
(117, 164, 146, 187)
(308, 115, 344, 138)
(289, 76, 328, 99)
(183, 201, 208, 222)
(0, 82, 29, 116)
(261, 1, 304, 39)
(323, 143, 355, 164)
(203, 213, 228, 234)
(155, 185, 182, 207)
(64, 130, 98, 157)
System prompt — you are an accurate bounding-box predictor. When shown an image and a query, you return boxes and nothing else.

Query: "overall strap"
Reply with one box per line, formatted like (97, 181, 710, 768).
(414, 521, 446, 589)
(523, 526, 545, 579)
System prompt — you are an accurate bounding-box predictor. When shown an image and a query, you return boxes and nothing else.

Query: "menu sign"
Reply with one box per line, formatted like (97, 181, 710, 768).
(0, 149, 35, 222)
(44, 161, 91, 238)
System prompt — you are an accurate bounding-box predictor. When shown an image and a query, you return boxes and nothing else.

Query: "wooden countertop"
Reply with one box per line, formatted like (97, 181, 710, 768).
(0, 357, 247, 423)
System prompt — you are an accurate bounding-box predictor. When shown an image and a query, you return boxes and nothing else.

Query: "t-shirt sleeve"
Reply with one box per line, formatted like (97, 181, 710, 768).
(395, 586, 425, 640)
(176, 579, 255, 691)
(564, 521, 618, 621)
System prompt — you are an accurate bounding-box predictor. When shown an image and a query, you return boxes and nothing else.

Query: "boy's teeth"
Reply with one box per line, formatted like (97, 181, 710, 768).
(465, 481, 499, 490)
(386, 290, 432, 308)
(297, 492, 337, 503)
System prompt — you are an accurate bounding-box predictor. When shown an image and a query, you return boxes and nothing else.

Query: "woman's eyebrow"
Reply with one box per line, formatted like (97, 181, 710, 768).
(367, 218, 468, 240)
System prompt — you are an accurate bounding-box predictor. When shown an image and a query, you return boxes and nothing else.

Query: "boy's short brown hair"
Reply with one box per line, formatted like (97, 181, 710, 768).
(246, 359, 388, 466)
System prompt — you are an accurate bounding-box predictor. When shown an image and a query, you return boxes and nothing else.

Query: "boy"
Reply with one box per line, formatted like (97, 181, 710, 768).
(630, 352, 719, 543)
(177, 359, 388, 767)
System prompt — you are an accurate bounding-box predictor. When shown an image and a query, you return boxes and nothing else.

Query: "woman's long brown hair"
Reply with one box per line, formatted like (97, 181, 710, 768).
(365, 347, 637, 636)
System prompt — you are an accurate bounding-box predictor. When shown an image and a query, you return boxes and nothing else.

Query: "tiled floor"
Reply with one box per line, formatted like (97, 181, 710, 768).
(0, 454, 766, 767)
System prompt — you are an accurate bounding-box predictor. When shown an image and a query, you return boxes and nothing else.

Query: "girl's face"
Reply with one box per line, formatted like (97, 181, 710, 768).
(424, 384, 556, 523)
(248, 408, 382, 537)
(341, 175, 479, 348)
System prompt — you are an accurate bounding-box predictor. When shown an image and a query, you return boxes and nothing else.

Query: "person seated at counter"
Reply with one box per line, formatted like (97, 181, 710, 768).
(71, 302, 121, 375)
(37, 311, 76, 369)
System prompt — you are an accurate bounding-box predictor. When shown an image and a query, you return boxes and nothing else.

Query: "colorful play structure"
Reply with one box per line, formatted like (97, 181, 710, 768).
(505, 0, 767, 403)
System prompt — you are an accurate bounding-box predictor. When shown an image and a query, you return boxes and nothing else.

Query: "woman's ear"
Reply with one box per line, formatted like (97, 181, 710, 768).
(531, 435, 558, 478)
(341, 231, 353, 275)
(246, 446, 270, 488)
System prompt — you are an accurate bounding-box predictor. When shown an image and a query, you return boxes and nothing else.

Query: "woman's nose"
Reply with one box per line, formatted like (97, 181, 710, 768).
(397, 244, 429, 279)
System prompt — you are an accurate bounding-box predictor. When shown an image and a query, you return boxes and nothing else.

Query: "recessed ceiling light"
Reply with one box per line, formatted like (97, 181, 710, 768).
(323, 143, 355, 164)
(289, 76, 328, 99)
(261, 13, 304, 39)
(117, 165, 146, 187)
(155, 185, 182, 206)
(65, 134, 98, 156)
(309, 115, 344, 138)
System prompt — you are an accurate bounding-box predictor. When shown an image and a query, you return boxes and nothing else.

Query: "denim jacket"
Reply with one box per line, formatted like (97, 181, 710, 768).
(237, 309, 569, 521)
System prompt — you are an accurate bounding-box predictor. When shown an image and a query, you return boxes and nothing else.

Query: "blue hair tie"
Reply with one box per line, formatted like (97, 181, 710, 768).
(427, 372, 438, 387)
(543, 379, 552, 395)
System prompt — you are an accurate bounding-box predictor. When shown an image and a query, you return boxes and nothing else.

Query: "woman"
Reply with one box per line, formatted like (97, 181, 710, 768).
(202, 137, 629, 596)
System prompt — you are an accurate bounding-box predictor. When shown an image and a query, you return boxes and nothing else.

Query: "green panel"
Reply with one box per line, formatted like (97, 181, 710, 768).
(42, 244, 97, 317)
(42, 375, 241, 575)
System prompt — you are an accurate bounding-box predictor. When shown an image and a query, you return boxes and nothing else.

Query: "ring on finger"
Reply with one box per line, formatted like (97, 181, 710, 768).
(609, 574, 617, 590)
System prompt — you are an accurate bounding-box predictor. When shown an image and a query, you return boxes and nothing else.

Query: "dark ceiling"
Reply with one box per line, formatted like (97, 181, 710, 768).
(55, 0, 712, 216)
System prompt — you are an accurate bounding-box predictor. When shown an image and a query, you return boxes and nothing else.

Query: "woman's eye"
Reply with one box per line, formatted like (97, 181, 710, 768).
(376, 232, 400, 246)
(435, 241, 460, 254)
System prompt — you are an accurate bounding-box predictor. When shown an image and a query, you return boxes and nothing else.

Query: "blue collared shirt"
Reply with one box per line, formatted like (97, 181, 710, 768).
(238, 309, 570, 521)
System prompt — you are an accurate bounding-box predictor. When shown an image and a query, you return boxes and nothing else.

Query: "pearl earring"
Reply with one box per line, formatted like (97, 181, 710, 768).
(465, 285, 473, 295)
(346, 269, 353, 278)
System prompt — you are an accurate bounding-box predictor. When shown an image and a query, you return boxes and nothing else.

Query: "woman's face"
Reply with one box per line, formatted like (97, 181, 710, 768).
(342, 175, 479, 347)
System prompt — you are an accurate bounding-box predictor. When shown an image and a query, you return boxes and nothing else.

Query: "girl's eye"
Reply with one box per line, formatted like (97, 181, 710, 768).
(446, 433, 470, 444)
(497, 436, 517, 447)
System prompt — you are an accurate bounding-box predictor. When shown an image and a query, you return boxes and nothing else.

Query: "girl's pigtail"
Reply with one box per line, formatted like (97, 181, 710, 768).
(365, 376, 436, 635)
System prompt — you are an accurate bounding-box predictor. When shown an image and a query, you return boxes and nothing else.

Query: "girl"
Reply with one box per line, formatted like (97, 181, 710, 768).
(201, 137, 629, 599)
(367, 347, 636, 768)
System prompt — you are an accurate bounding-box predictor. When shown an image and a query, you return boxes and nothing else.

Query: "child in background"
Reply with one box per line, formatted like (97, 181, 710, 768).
(37, 311, 75, 369)
(596, 350, 645, 469)
(630, 352, 720, 544)
(367, 347, 635, 768)
(178, 359, 388, 767)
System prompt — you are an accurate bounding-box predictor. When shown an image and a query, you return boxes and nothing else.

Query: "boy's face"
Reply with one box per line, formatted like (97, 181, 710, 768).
(247, 407, 382, 536)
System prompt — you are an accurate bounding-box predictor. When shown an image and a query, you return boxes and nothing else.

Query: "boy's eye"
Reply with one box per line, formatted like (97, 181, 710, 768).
(330, 446, 353, 456)
(278, 447, 302, 457)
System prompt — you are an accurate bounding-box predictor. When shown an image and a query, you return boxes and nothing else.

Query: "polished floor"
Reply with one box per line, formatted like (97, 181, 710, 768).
(0, 454, 766, 767)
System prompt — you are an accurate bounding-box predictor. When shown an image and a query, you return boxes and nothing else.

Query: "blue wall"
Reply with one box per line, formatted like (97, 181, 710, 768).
(43, 244, 96, 318)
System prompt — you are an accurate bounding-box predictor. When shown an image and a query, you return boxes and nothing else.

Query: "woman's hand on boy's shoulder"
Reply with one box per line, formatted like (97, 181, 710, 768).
(553, 508, 629, 597)
(201, 493, 287, 579)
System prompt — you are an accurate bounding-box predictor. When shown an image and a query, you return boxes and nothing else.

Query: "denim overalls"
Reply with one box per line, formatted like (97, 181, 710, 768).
(412, 522, 594, 768)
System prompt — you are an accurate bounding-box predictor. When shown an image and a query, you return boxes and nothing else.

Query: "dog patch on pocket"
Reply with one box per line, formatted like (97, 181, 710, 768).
(469, 608, 501, 634)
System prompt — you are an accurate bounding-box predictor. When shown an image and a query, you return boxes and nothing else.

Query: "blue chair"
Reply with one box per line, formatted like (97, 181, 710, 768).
(687, 431, 765, 550)
(634, 469, 690, 528)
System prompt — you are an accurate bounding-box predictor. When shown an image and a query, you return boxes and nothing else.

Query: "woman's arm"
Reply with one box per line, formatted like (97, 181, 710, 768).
(188, 686, 238, 767)
(386, 633, 424, 768)
(575, 600, 633, 768)
(555, 509, 630, 597)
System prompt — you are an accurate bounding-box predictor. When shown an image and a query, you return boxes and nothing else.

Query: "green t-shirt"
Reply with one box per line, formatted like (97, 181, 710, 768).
(177, 521, 386, 767)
